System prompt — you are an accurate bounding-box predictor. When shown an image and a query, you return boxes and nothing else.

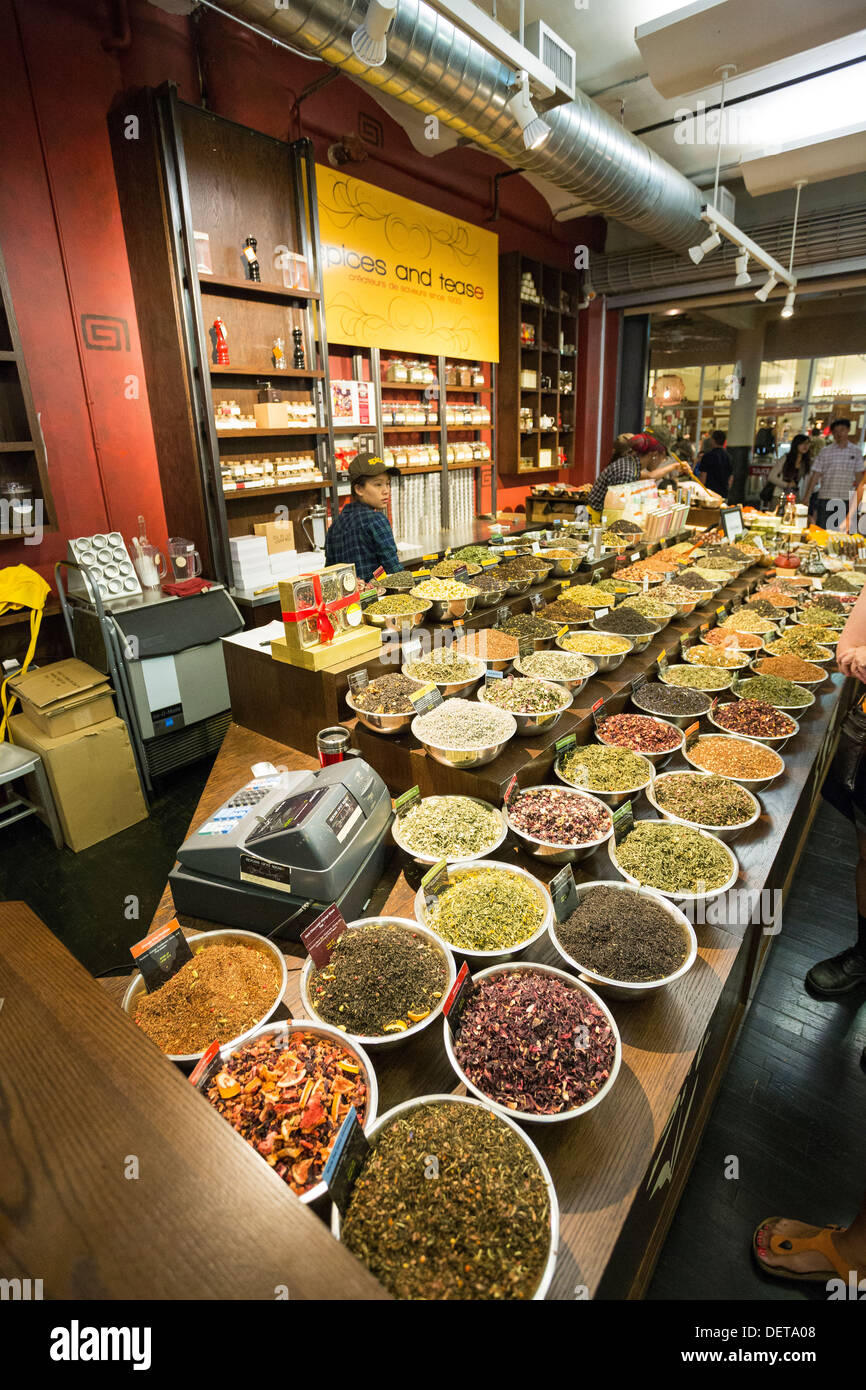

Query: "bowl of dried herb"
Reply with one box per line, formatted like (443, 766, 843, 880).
(549, 880, 698, 1000)
(204, 1020, 377, 1204)
(477, 675, 573, 735)
(332, 1094, 559, 1299)
(122, 928, 288, 1065)
(402, 651, 486, 698)
(345, 674, 424, 734)
(391, 794, 508, 864)
(646, 770, 761, 842)
(683, 731, 785, 788)
(503, 784, 613, 863)
(554, 743, 654, 807)
(442, 963, 621, 1122)
(607, 819, 739, 904)
(299, 917, 456, 1049)
(414, 860, 552, 963)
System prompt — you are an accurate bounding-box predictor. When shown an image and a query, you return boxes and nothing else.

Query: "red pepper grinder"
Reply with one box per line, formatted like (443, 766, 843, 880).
(213, 317, 229, 366)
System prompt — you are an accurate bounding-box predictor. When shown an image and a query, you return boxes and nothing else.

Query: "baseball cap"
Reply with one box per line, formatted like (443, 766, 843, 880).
(348, 451, 393, 481)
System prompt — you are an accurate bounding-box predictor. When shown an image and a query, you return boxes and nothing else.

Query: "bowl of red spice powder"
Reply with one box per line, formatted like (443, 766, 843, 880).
(442, 963, 621, 1124)
(123, 928, 288, 1066)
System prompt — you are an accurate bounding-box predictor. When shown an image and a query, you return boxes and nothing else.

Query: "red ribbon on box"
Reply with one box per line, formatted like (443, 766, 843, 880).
(281, 572, 359, 644)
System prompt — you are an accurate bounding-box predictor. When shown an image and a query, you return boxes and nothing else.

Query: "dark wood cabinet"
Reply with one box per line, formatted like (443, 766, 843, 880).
(109, 84, 335, 585)
(0, 243, 57, 543)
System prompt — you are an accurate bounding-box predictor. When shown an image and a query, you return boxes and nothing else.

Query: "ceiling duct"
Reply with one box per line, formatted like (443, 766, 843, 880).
(213, 0, 706, 251)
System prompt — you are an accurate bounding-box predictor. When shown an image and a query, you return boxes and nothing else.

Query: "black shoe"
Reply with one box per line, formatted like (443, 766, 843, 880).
(805, 948, 866, 997)
(861, 1047, 866, 1075)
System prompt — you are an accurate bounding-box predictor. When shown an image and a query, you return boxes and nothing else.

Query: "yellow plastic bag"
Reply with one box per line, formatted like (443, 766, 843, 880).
(0, 565, 51, 740)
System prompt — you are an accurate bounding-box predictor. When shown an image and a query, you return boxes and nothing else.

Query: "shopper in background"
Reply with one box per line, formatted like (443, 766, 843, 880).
(324, 451, 400, 581)
(803, 418, 864, 531)
(764, 432, 811, 508)
(586, 433, 687, 522)
(697, 429, 732, 499)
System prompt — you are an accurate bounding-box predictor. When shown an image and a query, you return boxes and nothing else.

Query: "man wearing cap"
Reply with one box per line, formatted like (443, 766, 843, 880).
(324, 451, 401, 581)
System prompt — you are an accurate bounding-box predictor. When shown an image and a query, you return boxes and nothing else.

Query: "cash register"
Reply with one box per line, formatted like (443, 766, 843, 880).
(169, 758, 393, 936)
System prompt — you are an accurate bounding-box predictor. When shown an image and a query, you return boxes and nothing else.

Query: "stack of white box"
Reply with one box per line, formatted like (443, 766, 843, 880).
(230, 536, 272, 592)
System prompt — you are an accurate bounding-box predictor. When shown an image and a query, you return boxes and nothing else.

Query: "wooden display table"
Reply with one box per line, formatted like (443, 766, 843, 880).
(99, 647, 849, 1297)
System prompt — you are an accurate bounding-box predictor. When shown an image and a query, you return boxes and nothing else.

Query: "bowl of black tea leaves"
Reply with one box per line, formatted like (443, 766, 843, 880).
(549, 880, 697, 1000)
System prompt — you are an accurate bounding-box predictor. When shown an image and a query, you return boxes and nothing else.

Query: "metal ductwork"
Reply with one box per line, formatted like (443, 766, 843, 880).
(215, 0, 706, 251)
(589, 205, 866, 295)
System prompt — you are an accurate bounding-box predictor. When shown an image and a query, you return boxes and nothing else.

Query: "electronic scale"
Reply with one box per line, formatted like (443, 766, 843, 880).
(169, 758, 393, 936)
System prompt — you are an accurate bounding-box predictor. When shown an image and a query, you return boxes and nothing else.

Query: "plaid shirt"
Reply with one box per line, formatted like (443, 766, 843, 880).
(809, 443, 864, 500)
(324, 501, 400, 582)
(588, 455, 641, 513)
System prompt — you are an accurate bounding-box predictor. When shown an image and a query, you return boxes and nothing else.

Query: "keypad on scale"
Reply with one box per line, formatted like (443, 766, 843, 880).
(226, 786, 270, 809)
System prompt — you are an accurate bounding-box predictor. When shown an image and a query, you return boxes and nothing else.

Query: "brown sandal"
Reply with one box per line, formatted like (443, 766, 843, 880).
(752, 1218, 852, 1283)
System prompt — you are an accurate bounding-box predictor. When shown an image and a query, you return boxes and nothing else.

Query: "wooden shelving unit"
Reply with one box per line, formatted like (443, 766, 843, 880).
(110, 85, 336, 583)
(497, 251, 578, 480)
(0, 243, 56, 542)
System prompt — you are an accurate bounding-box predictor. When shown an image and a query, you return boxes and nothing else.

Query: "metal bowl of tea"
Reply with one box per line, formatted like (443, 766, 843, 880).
(121, 928, 288, 1066)
(660, 663, 735, 694)
(645, 770, 761, 843)
(630, 685, 712, 729)
(476, 676, 573, 736)
(708, 701, 799, 750)
(471, 580, 509, 608)
(607, 819, 740, 906)
(361, 597, 432, 632)
(590, 614, 661, 655)
(553, 746, 654, 808)
(760, 637, 834, 665)
(210, 1019, 378, 1206)
(747, 657, 827, 689)
(330, 1093, 560, 1299)
(595, 713, 685, 768)
(513, 650, 598, 695)
(299, 917, 456, 1050)
(413, 859, 553, 964)
(683, 731, 785, 789)
(391, 794, 508, 865)
(538, 549, 582, 577)
(410, 699, 517, 770)
(344, 688, 416, 736)
(409, 588, 479, 623)
(503, 783, 613, 863)
(548, 880, 698, 1001)
(555, 631, 634, 673)
(441, 964, 621, 1124)
(401, 654, 486, 699)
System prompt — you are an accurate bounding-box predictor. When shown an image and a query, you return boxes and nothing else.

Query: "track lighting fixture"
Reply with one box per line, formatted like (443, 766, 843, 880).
(506, 71, 550, 150)
(688, 226, 721, 265)
(755, 272, 778, 303)
(351, 0, 397, 68)
(780, 289, 796, 318)
(734, 249, 751, 287)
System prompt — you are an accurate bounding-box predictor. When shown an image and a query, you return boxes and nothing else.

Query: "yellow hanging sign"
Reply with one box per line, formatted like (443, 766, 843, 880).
(316, 166, 499, 362)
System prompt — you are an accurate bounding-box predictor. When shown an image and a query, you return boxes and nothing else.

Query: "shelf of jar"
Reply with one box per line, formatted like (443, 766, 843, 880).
(216, 426, 327, 438)
(379, 381, 439, 391)
(197, 276, 320, 302)
(221, 479, 326, 499)
(395, 459, 487, 474)
(209, 365, 325, 379)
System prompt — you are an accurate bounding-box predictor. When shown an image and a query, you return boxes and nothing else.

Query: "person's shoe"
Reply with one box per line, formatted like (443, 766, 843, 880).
(805, 948, 866, 997)
(861, 1046, 866, 1075)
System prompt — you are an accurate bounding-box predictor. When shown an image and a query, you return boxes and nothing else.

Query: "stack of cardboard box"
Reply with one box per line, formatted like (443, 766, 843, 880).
(8, 659, 147, 851)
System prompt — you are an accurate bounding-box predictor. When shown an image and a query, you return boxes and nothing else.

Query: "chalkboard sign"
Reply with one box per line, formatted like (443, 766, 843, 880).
(612, 800, 634, 845)
(323, 1108, 371, 1216)
(550, 863, 579, 923)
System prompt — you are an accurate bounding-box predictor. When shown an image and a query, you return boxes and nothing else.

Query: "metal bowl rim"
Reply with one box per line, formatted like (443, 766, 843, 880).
(646, 770, 762, 833)
(547, 881, 699, 991)
(391, 795, 508, 864)
(413, 858, 553, 960)
(502, 783, 614, 851)
(607, 821, 740, 901)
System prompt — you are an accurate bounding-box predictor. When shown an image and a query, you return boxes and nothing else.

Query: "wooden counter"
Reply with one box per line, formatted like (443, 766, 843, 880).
(98, 640, 852, 1299)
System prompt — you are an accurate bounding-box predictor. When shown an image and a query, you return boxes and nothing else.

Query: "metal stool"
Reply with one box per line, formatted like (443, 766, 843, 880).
(0, 744, 63, 848)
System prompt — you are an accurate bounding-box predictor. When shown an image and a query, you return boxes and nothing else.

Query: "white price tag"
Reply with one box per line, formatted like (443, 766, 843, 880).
(630, 551, 640, 563)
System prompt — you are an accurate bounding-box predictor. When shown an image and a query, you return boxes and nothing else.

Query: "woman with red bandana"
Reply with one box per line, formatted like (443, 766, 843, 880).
(586, 433, 689, 524)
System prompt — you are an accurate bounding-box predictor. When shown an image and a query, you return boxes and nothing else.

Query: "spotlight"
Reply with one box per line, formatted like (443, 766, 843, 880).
(734, 249, 751, 287)
(780, 289, 796, 318)
(507, 71, 550, 151)
(755, 272, 778, 303)
(351, 0, 397, 68)
(688, 226, 721, 264)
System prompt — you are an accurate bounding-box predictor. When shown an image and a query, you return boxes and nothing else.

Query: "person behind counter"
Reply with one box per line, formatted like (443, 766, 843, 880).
(324, 451, 401, 582)
(586, 433, 689, 522)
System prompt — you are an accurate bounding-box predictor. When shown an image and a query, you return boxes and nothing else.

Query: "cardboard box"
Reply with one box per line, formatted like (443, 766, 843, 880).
(253, 401, 289, 429)
(10, 713, 147, 852)
(253, 519, 295, 553)
(8, 659, 115, 738)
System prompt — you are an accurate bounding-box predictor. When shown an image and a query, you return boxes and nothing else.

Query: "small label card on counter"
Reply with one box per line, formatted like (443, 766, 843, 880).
(550, 863, 579, 923)
(680, 631, 697, 651)
(359, 588, 379, 610)
(347, 668, 370, 696)
(372, 566, 386, 582)
(189, 1040, 223, 1092)
(422, 553, 439, 563)
(301, 903, 348, 968)
(409, 682, 443, 716)
(503, 773, 519, 807)
(643, 575, 650, 592)
(630, 552, 641, 563)
(530, 592, 544, 611)
(324, 1107, 371, 1217)
(591, 696, 606, 728)
(130, 919, 193, 993)
(612, 800, 634, 845)
(557, 624, 570, 640)
(413, 568, 431, 578)
(421, 858, 449, 910)
(615, 555, 627, 571)
(518, 636, 535, 659)
(631, 671, 648, 695)
(656, 647, 669, 676)
(443, 960, 473, 1035)
(485, 666, 505, 684)
(394, 784, 420, 817)
(555, 731, 577, 758)
(595, 607, 610, 620)
(453, 566, 470, 585)
(715, 605, 726, 621)
(700, 621, 710, 636)
(481, 557, 499, 568)
(684, 721, 701, 750)
(497, 605, 511, 625)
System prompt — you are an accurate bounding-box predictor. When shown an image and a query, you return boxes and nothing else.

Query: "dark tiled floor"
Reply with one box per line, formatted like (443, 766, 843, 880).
(648, 799, 866, 1301)
(3, 767, 864, 1298)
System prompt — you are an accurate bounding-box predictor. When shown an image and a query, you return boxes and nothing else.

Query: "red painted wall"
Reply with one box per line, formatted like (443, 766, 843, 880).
(1, 0, 606, 590)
